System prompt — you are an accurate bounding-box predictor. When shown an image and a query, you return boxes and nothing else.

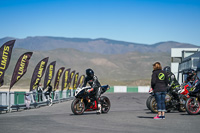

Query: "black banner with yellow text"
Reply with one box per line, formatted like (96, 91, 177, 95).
(61, 68, 71, 91)
(0, 40, 15, 87)
(68, 70, 75, 89)
(30, 57, 49, 91)
(10, 52, 33, 89)
(43, 61, 56, 90)
(77, 75, 85, 87)
(54, 67, 65, 91)
(73, 72, 79, 90)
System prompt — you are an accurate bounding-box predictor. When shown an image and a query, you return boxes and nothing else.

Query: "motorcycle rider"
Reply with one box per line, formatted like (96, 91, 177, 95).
(184, 69, 200, 93)
(82, 68, 102, 114)
(163, 66, 180, 94)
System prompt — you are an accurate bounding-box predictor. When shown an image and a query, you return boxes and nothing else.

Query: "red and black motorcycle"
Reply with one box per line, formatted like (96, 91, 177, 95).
(185, 84, 200, 115)
(71, 85, 111, 115)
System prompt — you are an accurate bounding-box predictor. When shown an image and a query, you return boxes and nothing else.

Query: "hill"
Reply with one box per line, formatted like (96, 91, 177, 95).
(2, 48, 170, 89)
(0, 36, 199, 54)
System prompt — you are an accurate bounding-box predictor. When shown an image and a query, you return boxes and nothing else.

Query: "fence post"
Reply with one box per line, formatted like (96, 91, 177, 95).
(9, 91, 11, 112)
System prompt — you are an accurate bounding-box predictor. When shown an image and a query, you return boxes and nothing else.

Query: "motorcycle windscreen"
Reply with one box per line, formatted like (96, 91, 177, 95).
(101, 85, 109, 94)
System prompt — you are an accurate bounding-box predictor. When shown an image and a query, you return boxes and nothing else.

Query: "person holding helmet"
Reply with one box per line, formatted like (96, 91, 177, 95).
(82, 68, 102, 114)
(163, 66, 180, 93)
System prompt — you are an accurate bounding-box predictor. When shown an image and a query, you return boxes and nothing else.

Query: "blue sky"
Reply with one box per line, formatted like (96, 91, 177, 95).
(0, 0, 200, 45)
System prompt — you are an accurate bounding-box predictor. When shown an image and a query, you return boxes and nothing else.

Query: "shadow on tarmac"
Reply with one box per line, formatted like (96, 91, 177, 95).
(137, 116, 154, 119)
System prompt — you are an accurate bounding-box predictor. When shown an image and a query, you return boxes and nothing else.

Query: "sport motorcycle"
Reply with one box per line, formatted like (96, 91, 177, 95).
(148, 85, 188, 113)
(71, 85, 111, 115)
(185, 84, 200, 115)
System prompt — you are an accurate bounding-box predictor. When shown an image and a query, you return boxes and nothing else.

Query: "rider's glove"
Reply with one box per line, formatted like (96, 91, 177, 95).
(87, 88, 94, 93)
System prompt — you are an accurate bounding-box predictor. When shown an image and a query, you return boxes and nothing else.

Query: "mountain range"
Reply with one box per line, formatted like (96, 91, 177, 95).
(0, 36, 199, 54)
(0, 36, 199, 89)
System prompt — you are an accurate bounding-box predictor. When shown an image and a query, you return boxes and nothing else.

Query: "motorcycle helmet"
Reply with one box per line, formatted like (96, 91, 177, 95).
(188, 69, 196, 77)
(86, 68, 94, 78)
(163, 66, 171, 74)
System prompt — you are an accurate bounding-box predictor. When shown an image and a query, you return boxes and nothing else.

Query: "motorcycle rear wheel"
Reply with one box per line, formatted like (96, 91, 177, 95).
(71, 98, 85, 115)
(100, 96, 111, 113)
(178, 96, 187, 112)
(186, 97, 200, 115)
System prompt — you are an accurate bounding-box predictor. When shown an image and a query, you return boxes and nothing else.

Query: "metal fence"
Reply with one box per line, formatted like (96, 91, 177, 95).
(0, 89, 75, 113)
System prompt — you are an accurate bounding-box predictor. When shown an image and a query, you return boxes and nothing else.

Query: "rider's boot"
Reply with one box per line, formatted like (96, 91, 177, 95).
(96, 104, 102, 114)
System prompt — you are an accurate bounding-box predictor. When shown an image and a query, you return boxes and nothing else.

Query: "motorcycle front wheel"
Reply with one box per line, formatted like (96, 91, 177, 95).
(149, 97, 158, 113)
(71, 98, 85, 115)
(146, 96, 153, 110)
(185, 97, 200, 115)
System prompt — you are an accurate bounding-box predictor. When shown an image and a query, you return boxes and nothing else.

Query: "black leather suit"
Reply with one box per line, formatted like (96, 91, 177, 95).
(82, 75, 102, 105)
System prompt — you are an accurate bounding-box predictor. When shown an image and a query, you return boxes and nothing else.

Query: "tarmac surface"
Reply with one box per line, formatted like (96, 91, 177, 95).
(0, 93, 200, 133)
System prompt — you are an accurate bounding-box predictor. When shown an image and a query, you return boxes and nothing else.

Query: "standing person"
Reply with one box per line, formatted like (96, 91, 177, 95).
(82, 68, 102, 114)
(151, 62, 168, 120)
(32, 86, 37, 103)
(25, 93, 31, 109)
(37, 83, 43, 102)
(45, 84, 52, 100)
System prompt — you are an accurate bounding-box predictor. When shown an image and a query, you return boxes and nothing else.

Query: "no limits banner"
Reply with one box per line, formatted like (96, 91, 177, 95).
(54, 67, 65, 91)
(30, 57, 49, 91)
(61, 68, 71, 91)
(73, 72, 79, 90)
(0, 40, 15, 87)
(77, 75, 85, 87)
(10, 52, 33, 89)
(68, 70, 75, 89)
(43, 61, 56, 90)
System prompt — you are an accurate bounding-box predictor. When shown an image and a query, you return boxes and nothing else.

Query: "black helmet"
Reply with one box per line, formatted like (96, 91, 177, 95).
(163, 66, 171, 74)
(188, 69, 196, 77)
(86, 68, 94, 78)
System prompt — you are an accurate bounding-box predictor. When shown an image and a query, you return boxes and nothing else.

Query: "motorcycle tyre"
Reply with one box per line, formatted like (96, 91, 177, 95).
(71, 98, 85, 115)
(146, 96, 153, 110)
(185, 97, 200, 115)
(178, 96, 187, 112)
(149, 97, 158, 113)
(100, 96, 111, 113)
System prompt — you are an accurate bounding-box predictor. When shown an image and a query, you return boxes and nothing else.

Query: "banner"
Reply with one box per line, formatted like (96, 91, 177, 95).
(10, 52, 33, 89)
(68, 70, 75, 89)
(73, 72, 79, 90)
(61, 68, 71, 91)
(77, 75, 85, 87)
(30, 57, 49, 91)
(43, 61, 56, 90)
(54, 67, 65, 91)
(0, 40, 15, 87)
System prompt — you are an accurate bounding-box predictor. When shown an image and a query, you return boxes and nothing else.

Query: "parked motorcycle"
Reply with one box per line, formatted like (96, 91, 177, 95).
(148, 85, 188, 113)
(185, 84, 200, 115)
(71, 85, 111, 115)
(146, 88, 154, 110)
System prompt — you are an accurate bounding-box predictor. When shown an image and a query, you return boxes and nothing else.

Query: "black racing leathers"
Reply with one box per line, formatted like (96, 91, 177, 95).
(168, 72, 180, 88)
(185, 74, 200, 93)
(151, 69, 169, 93)
(82, 75, 102, 105)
